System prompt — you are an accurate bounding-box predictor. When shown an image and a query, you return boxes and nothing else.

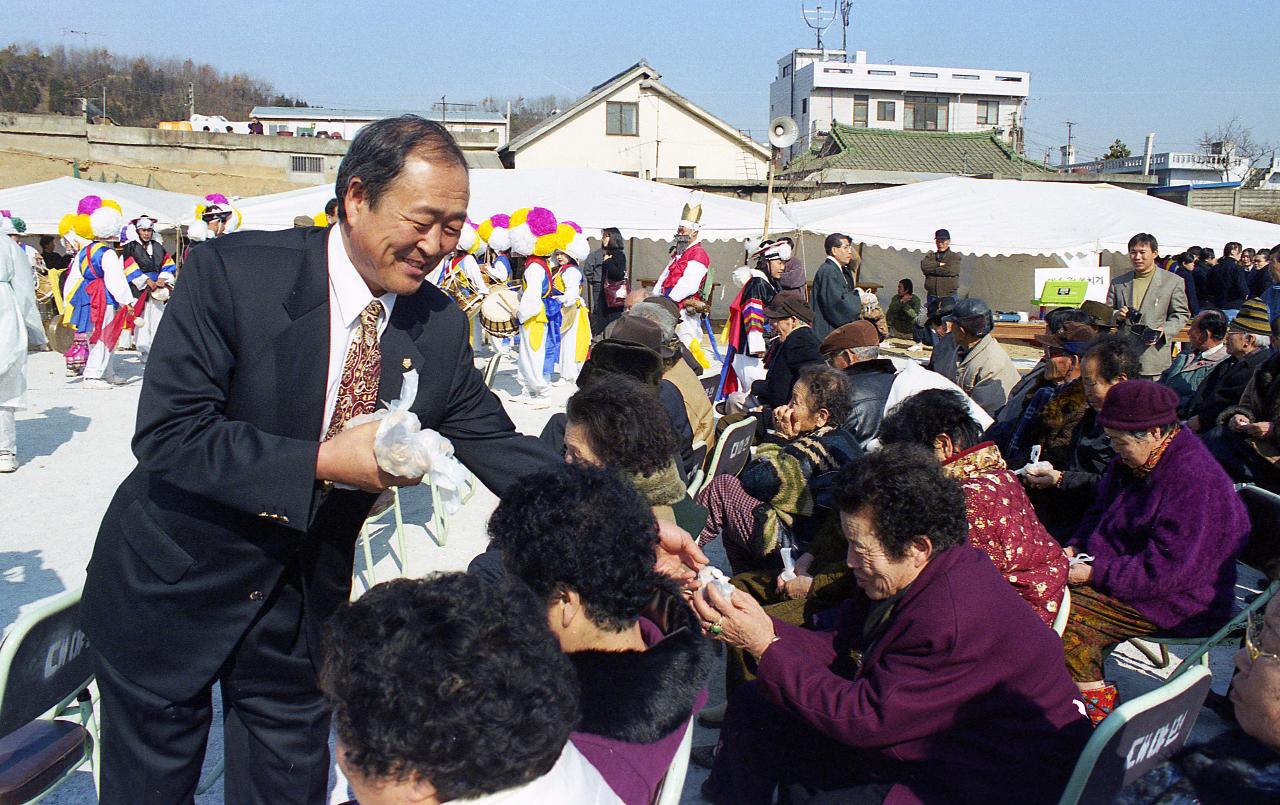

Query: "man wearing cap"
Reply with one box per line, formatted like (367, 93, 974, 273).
(920, 228, 962, 303)
(733, 297, 822, 416)
(122, 216, 175, 363)
(1159, 309, 1230, 416)
(924, 296, 959, 382)
(810, 233, 859, 341)
(1107, 233, 1190, 380)
(949, 297, 1020, 416)
(1184, 300, 1271, 433)
(822, 320, 993, 447)
(653, 201, 711, 352)
(624, 302, 715, 449)
(998, 322, 1098, 467)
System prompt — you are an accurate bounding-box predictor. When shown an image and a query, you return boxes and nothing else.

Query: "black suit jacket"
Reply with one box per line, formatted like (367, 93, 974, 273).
(750, 327, 824, 409)
(83, 227, 558, 700)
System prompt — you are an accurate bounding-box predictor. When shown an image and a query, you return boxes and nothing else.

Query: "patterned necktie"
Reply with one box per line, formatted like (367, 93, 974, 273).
(324, 300, 382, 441)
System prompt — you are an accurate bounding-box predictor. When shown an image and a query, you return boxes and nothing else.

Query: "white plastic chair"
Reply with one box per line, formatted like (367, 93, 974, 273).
(1052, 585, 1071, 637)
(651, 716, 695, 805)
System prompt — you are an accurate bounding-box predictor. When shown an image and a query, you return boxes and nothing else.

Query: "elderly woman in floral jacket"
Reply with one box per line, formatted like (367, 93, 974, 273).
(879, 389, 1068, 626)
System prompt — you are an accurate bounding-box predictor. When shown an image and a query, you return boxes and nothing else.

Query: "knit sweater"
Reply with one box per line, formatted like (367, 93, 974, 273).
(1067, 429, 1250, 633)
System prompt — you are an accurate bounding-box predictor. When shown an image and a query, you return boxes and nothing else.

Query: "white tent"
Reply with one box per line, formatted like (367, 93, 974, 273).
(231, 168, 776, 241)
(780, 176, 1280, 259)
(0, 176, 199, 235)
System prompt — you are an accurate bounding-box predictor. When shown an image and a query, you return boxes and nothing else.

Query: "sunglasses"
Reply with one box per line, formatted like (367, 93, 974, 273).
(1245, 609, 1280, 664)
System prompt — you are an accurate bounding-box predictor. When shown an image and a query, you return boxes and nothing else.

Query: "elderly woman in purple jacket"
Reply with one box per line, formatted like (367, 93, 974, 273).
(489, 463, 712, 805)
(693, 444, 1091, 805)
(1062, 380, 1251, 725)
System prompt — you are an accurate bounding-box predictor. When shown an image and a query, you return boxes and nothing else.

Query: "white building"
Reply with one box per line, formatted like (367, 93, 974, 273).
(248, 106, 509, 146)
(500, 61, 771, 181)
(770, 49, 1030, 163)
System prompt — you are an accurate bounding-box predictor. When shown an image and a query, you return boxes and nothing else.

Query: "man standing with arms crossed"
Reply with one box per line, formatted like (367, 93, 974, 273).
(81, 117, 563, 803)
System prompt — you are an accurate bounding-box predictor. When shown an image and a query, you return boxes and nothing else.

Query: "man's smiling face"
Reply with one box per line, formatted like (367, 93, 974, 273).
(341, 155, 469, 296)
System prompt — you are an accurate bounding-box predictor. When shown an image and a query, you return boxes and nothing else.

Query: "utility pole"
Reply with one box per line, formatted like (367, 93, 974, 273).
(1063, 121, 1076, 168)
(188, 82, 195, 119)
(102, 85, 106, 121)
(839, 0, 853, 58)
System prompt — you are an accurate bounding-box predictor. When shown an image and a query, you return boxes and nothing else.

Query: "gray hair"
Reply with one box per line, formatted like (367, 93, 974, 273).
(1251, 332, 1272, 349)
(625, 305, 678, 342)
(851, 345, 880, 361)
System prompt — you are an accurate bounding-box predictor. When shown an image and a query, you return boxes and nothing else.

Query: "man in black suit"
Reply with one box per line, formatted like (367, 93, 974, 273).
(81, 117, 563, 803)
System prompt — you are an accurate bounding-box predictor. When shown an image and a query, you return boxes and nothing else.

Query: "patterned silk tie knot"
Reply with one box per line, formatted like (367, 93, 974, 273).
(324, 300, 383, 441)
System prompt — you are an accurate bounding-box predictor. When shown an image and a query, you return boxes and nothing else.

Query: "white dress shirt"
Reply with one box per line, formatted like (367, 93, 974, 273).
(322, 226, 396, 438)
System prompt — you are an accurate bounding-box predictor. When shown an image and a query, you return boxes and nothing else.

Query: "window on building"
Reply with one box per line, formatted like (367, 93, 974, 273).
(904, 96, 949, 131)
(868, 69, 896, 76)
(853, 95, 868, 128)
(952, 73, 980, 80)
(995, 76, 1023, 82)
(678, 165, 696, 179)
(605, 101, 638, 136)
(876, 101, 895, 122)
(976, 100, 999, 126)
(909, 72, 939, 78)
(801, 98, 808, 114)
(290, 155, 324, 174)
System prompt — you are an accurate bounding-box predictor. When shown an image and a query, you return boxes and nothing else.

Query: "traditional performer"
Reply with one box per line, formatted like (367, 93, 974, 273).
(0, 212, 42, 276)
(184, 193, 241, 260)
(653, 199, 712, 365)
(122, 216, 175, 363)
(0, 235, 47, 472)
(477, 213, 515, 355)
(510, 206, 562, 401)
(552, 221, 592, 383)
(722, 239, 784, 394)
(59, 196, 132, 386)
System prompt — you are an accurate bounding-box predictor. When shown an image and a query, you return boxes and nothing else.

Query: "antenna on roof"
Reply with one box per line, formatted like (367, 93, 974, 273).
(839, 1, 853, 58)
(801, 3, 835, 50)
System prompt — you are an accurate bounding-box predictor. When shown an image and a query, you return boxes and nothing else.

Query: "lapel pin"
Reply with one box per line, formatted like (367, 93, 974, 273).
(402, 358, 412, 370)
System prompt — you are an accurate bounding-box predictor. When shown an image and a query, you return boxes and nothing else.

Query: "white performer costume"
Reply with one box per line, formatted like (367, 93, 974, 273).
(555, 259, 587, 383)
(651, 201, 711, 365)
(122, 217, 175, 362)
(0, 236, 47, 470)
(516, 257, 553, 397)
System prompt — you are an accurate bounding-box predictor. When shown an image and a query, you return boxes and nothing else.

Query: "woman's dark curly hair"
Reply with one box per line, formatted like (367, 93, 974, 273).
(878, 389, 982, 453)
(796, 365, 853, 425)
(566, 374, 678, 476)
(490, 464, 663, 632)
(832, 443, 968, 560)
(320, 573, 578, 800)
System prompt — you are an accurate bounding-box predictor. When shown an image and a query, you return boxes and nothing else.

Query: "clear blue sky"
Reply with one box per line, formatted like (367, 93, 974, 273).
(7, 0, 1277, 160)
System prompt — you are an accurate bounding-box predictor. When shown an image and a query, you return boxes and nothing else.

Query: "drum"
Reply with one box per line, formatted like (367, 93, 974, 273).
(479, 285, 520, 338)
(440, 270, 483, 317)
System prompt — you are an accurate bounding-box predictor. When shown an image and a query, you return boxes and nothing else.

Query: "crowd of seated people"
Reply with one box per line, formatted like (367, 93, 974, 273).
(318, 230, 1280, 805)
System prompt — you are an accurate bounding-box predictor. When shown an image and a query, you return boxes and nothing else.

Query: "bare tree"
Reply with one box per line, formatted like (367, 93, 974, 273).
(1198, 116, 1275, 165)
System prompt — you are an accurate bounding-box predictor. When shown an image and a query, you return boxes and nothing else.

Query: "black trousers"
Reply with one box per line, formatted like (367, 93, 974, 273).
(94, 564, 331, 804)
(704, 682, 895, 805)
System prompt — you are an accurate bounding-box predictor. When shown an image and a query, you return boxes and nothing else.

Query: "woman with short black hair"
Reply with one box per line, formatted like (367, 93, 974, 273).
(694, 444, 1091, 804)
(490, 464, 712, 804)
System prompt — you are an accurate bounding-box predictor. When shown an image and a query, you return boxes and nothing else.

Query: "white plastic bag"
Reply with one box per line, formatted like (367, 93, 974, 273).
(342, 370, 469, 514)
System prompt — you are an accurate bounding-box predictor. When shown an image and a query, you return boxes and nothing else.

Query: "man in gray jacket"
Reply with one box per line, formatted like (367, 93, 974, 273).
(811, 232, 859, 340)
(1107, 232, 1190, 379)
(949, 298, 1021, 416)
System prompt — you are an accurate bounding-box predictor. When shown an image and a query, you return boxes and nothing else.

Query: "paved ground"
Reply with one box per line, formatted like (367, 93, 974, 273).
(1, 346, 1242, 804)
